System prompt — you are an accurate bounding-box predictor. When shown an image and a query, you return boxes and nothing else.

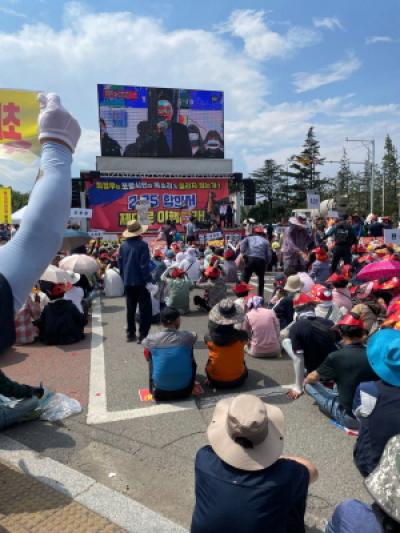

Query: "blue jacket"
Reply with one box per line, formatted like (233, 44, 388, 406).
(118, 237, 151, 286)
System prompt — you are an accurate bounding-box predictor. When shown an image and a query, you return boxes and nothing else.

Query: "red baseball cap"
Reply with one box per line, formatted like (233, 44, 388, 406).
(293, 293, 317, 307)
(327, 273, 346, 284)
(224, 249, 235, 259)
(253, 226, 265, 234)
(153, 249, 164, 258)
(336, 313, 365, 329)
(312, 285, 333, 302)
(232, 282, 255, 294)
(170, 268, 185, 278)
(204, 266, 220, 279)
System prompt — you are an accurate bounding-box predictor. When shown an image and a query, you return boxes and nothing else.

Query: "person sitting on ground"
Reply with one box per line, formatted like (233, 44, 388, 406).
(313, 285, 346, 324)
(151, 248, 166, 284)
(204, 299, 248, 389)
(0, 372, 45, 430)
(222, 248, 239, 283)
(353, 329, 400, 478)
(194, 266, 227, 312)
(142, 307, 197, 401)
(282, 293, 337, 400)
(37, 281, 86, 345)
(328, 273, 353, 312)
(14, 290, 43, 345)
(160, 266, 193, 315)
(63, 271, 85, 315)
(244, 296, 281, 358)
(309, 245, 331, 284)
(232, 281, 254, 311)
(326, 435, 400, 533)
(274, 273, 303, 334)
(164, 248, 175, 267)
(179, 247, 201, 282)
(352, 288, 385, 335)
(103, 259, 124, 298)
(303, 313, 377, 430)
(191, 394, 318, 533)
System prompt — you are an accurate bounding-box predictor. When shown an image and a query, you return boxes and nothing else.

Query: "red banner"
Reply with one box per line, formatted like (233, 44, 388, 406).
(86, 177, 230, 232)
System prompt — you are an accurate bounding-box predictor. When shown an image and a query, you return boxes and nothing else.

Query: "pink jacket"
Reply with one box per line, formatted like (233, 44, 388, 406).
(244, 308, 280, 354)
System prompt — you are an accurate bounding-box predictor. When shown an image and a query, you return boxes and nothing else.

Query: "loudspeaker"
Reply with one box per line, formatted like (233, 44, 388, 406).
(71, 179, 82, 208)
(243, 179, 256, 206)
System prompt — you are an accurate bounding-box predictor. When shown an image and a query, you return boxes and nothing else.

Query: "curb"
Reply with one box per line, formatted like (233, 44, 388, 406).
(0, 434, 187, 533)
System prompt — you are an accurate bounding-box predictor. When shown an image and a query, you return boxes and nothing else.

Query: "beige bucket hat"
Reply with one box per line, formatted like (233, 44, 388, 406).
(122, 219, 148, 239)
(207, 394, 285, 471)
(284, 274, 304, 293)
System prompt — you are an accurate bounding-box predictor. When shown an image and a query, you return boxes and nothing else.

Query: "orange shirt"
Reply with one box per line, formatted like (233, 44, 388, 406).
(206, 340, 246, 382)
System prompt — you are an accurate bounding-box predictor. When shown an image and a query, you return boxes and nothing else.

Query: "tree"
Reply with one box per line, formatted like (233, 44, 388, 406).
(381, 135, 399, 217)
(336, 148, 352, 196)
(289, 127, 326, 204)
(0, 184, 29, 213)
(249, 159, 289, 222)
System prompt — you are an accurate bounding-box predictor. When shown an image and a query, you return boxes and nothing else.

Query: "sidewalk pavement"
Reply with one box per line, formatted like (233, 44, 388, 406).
(0, 459, 122, 532)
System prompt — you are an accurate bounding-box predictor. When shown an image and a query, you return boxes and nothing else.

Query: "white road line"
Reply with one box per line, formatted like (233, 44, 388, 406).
(87, 301, 290, 424)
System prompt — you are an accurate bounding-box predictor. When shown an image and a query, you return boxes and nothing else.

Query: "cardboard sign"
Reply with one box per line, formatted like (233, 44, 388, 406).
(206, 231, 223, 242)
(384, 229, 400, 245)
(88, 230, 105, 238)
(307, 192, 320, 210)
(70, 208, 92, 219)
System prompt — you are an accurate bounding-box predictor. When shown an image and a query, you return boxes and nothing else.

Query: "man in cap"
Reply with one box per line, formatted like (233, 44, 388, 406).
(118, 220, 152, 343)
(191, 394, 318, 533)
(282, 293, 337, 400)
(324, 214, 357, 273)
(326, 435, 400, 532)
(304, 313, 377, 430)
(240, 226, 271, 296)
(353, 329, 400, 477)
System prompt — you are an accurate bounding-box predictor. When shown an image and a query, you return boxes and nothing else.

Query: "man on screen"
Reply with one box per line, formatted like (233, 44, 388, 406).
(100, 118, 121, 157)
(155, 98, 192, 158)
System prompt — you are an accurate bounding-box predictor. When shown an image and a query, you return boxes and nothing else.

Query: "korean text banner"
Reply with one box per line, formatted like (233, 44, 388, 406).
(98, 85, 224, 159)
(86, 177, 230, 232)
(0, 187, 12, 224)
(0, 89, 40, 163)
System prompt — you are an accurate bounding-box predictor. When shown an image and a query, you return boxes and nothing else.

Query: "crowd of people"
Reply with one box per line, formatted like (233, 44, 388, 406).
(0, 95, 399, 532)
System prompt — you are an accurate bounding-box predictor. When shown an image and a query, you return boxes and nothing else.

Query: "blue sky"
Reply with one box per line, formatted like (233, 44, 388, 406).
(0, 0, 399, 190)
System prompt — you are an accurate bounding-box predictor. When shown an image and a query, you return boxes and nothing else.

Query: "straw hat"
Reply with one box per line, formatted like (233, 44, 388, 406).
(207, 394, 285, 471)
(284, 274, 304, 293)
(122, 220, 148, 239)
(209, 298, 244, 325)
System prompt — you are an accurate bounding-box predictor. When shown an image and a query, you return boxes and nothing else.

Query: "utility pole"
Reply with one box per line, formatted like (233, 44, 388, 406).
(345, 138, 375, 213)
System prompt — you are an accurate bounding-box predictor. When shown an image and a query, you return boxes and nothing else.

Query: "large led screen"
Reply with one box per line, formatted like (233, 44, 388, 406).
(98, 84, 224, 159)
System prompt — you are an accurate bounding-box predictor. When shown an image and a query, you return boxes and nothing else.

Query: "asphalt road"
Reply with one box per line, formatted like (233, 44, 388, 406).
(2, 274, 370, 531)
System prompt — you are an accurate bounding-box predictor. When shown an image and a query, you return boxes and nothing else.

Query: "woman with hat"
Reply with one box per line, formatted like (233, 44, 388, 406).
(222, 248, 239, 283)
(204, 299, 249, 388)
(281, 214, 313, 272)
(327, 435, 400, 532)
(191, 394, 318, 532)
(328, 273, 353, 312)
(353, 329, 400, 478)
(232, 281, 255, 311)
(119, 219, 153, 343)
(194, 267, 227, 312)
(160, 266, 193, 315)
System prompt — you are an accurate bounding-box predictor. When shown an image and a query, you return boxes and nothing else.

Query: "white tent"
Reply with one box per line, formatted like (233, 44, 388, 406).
(11, 205, 27, 224)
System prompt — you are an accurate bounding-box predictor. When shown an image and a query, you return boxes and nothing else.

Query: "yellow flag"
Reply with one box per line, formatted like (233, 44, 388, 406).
(0, 89, 40, 163)
(0, 187, 12, 224)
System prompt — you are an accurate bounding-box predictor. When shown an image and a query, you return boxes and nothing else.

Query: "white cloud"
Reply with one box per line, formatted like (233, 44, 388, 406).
(0, 6, 27, 18)
(366, 35, 394, 45)
(312, 17, 343, 31)
(293, 53, 361, 93)
(220, 9, 319, 61)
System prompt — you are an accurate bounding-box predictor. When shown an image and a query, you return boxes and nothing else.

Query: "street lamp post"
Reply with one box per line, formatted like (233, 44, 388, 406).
(345, 138, 375, 213)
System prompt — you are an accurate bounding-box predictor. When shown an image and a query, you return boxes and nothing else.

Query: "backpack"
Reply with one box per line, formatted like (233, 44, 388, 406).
(335, 224, 352, 245)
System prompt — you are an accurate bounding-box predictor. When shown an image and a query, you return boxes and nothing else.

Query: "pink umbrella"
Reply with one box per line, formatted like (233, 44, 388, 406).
(357, 259, 400, 282)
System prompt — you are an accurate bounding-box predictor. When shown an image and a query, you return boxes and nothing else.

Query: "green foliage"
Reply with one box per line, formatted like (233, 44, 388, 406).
(382, 135, 399, 217)
(0, 184, 29, 213)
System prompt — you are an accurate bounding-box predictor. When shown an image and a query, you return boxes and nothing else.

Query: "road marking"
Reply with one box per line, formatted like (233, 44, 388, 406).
(87, 301, 195, 425)
(87, 301, 291, 424)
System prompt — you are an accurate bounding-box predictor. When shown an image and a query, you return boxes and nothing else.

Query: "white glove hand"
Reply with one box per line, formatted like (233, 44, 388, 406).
(38, 93, 81, 152)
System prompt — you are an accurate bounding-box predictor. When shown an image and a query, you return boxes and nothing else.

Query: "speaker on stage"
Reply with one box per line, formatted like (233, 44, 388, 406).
(243, 179, 256, 206)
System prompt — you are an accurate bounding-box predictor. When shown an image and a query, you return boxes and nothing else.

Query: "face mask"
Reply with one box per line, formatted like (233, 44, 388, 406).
(189, 133, 200, 141)
(206, 140, 220, 150)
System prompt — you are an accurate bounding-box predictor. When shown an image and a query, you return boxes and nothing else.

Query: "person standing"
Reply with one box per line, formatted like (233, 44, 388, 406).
(325, 214, 357, 273)
(240, 226, 271, 297)
(119, 220, 152, 344)
(226, 201, 234, 227)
